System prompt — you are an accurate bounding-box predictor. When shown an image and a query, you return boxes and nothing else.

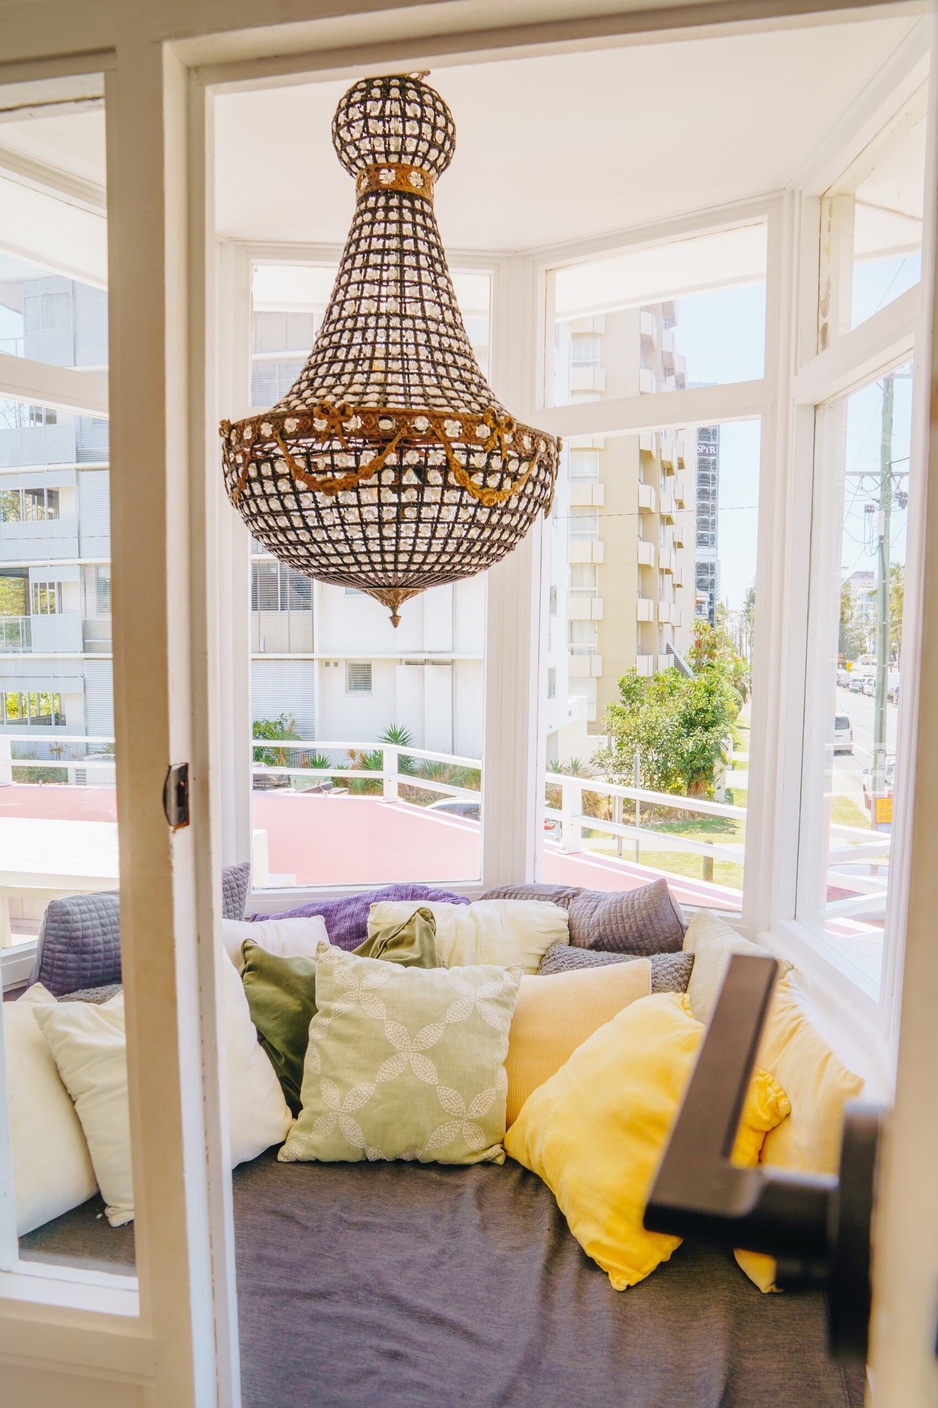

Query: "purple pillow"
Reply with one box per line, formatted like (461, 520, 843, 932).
(249, 884, 470, 951)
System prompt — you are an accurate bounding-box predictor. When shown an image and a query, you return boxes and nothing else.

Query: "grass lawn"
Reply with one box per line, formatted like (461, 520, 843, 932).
(831, 794, 871, 829)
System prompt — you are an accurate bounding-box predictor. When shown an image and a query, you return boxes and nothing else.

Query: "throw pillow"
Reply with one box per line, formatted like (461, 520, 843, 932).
(505, 961, 651, 1126)
(568, 879, 686, 953)
(368, 899, 568, 974)
(280, 945, 522, 1165)
(250, 884, 470, 950)
(538, 942, 694, 993)
(505, 992, 790, 1289)
(221, 861, 252, 921)
(4, 984, 98, 1235)
(734, 979, 864, 1292)
(221, 914, 329, 973)
(682, 909, 790, 1023)
(31, 891, 121, 998)
(33, 992, 133, 1226)
(35, 960, 292, 1226)
(241, 908, 443, 1115)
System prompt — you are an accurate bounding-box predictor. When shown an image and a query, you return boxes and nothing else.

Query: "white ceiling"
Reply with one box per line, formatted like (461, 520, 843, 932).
(213, 16, 918, 252)
(0, 14, 921, 260)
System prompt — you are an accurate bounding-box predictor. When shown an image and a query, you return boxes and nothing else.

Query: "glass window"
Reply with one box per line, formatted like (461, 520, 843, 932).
(548, 223, 767, 406)
(570, 507, 599, 539)
(32, 582, 60, 615)
(544, 418, 760, 912)
(798, 363, 913, 995)
(570, 448, 600, 481)
(0, 253, 108, 369)
(346, 661, 373, 693)
(852, 113, 926, 329)
(95, 567, 112, 615)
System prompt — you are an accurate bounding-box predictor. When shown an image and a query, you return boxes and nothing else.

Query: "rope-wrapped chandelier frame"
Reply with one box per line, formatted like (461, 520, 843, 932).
(221, 73, 560, 625)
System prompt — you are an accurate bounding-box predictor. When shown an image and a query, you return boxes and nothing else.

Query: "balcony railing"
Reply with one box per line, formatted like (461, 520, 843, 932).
(0, 616, 31, 650)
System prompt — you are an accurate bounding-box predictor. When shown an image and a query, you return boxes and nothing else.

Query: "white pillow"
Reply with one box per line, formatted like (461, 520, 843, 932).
(3, 984, 98, 1235)
(34, 960, 292, 1227)
(367, 900, 569, 975)
(682, 909, 791, 1023)
(221, 915, 330, 972)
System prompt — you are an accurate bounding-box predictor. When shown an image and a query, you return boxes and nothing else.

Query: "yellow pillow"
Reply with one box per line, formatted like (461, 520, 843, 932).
(505, 992, 790, 1289)
(734, 979, 865, 1292)
(505, 960, 651, 1127)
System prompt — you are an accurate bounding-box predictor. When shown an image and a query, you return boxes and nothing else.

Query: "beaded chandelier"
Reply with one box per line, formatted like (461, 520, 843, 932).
(220, 73, 560, 626)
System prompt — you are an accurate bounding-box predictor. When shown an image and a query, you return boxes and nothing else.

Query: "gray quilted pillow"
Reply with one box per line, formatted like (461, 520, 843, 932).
(538, 942, 694, 994)
(568, 879, 686, 953)
(483, 882, 584, 908)
(221, 861, 251, 921)
(32, 892, 121, 998)
(60, 983, 122, 1004)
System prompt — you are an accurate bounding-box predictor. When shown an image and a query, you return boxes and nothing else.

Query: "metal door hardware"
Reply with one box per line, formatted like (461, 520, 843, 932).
(645, 954, 883, 1363)
(162, 762, 190, 830)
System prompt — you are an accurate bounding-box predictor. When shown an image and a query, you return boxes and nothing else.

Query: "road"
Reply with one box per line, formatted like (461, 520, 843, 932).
(833, 684, 898, 814)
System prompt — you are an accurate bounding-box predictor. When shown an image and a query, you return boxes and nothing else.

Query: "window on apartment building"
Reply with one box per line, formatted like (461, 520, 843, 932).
(569, 507, 599, 539)
(571, 334, 601, 367)
(548, 222, 767, 407)
(569, 448, 600, 481)
(95, 567, 112, 614)
(2, 690, 63, 726)
(251, 560, 312, 611)
(0, 487, 59, 521)
(547, 667, 557, 699)
(346, 661, 373, 693)
(549, 585, 558, 615)
(568, 620, 598, 655)
(569, 678, 597, 723)
(569, 564, 598, 597)
(31, 582, 61, 615)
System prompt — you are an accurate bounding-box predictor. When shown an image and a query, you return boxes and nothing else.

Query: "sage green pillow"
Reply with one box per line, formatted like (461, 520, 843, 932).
(242, 909, 444, 1114)
(279, 945, 522, 1166)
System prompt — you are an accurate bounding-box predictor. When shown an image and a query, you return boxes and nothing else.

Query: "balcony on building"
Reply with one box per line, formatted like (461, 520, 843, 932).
(568, 653, 603, 677)
(660, 327, 676, 373)
(0, 616, 31, 650)
(659, 545, 675, 573)
(569, 365, 606, 394)
(673, 474, 686, 509)
(637, 540, 656, 568)
(639, 309, 657, 353)
(635, 654, 656, 676)
(638, 368, 656, 395)
(567, 595, 604, 621)
(568, 539, 604, 564)
(638, 430, 656, 457)
(569, 481, 604, 507)
(636, 597, 655, 623)
(659, 488, 676, 521)
(0, 516, 80, 562)
(28, 612, 84, 652)
(637, 482, 656, 512)
(659, 433, 677, 473)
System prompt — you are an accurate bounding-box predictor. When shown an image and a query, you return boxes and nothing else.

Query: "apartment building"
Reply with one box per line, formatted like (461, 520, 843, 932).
(0, 267, 113, 764)
(695, 424, 720, 625)
(549, 303, 698, 743)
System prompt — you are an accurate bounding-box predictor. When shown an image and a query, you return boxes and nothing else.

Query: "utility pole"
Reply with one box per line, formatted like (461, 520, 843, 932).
(873, 373, 894, 796)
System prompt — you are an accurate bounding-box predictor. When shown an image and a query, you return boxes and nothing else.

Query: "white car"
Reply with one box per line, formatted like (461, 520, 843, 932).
(833, 714, 853, 755)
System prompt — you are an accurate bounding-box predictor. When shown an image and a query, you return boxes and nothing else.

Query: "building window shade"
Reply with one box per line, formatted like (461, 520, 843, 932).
(346, 662, 372, 693)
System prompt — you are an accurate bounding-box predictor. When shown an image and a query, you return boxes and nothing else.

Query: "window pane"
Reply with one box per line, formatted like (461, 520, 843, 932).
(247, 262, 488, 891)
(852, 113, 926, 330)
(548, 224, 766, 406)
(798, 363, 913, 994)
(544, 422, 759, 911)
(0, 72, 129, 1275)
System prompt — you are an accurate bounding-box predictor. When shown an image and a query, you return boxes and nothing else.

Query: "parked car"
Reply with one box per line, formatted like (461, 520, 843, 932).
(833, 714, 853, 755)
(849, 676, 864, 693)
(861, 677, 875, 696)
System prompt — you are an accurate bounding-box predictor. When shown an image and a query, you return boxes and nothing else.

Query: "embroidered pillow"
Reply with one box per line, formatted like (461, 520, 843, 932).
(280, 945, 521, 1166)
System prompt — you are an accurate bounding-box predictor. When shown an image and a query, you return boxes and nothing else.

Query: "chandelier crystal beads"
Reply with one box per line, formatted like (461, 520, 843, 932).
(220, 73, 560, 625)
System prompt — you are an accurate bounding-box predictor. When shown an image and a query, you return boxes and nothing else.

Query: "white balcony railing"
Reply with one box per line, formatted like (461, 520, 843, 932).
(0, 616, 31, 650)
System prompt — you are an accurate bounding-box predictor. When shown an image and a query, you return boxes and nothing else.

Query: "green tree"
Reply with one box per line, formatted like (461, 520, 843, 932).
(252, 714, 302, 767)
(889, 563, 904, 662)
(839, 581, 865, 663)
(594, 663, 741, 798)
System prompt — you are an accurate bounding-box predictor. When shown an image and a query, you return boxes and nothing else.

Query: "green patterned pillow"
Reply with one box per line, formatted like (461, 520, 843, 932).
(279, 944, 522, 1166)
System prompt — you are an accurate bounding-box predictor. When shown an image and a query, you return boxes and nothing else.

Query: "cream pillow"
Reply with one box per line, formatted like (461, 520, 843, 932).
(735, 979, 865, 1291)
(3, 984, 98, 1235)
(682, 909, 790, 1023)
(221, 915, 330, 973)
(505, 961, 651, 1126)
(368, 900, 568, 975)
(35, 960, 292, 1227)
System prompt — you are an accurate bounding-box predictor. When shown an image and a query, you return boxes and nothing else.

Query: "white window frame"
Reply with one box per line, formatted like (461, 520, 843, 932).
(0, 6, 935, 1405)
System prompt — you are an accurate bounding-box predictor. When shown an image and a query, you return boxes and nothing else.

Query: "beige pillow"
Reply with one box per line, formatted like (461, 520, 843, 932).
(505, 960, 651, 1126)
(368, 899, 569, 975)
(35, 960, 293, 1227)
(3, 984, 98, 1235)
(735, 979, 865, 1291)
(682, 909, 789, 1023)
(221, 915, 330, 973)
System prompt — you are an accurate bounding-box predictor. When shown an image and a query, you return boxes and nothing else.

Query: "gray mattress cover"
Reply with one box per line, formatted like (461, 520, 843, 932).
(21, 1152, 864, 1408)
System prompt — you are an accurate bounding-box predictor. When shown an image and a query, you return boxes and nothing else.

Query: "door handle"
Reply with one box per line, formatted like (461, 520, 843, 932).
(644, 953, 883, 1363)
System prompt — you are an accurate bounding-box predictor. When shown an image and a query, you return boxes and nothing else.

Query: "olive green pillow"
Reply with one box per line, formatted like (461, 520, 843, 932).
(241, 907, 443, 1114)
(280, 945, 522, 1165)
